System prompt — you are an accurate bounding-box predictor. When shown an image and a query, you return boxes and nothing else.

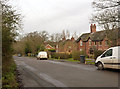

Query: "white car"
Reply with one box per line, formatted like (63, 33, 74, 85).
(95, 46, 120, 70)
(37, 51, 48, 60)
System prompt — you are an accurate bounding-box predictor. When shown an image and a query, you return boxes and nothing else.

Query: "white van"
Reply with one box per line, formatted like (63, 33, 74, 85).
(95, 46, 120, 70)
(37, 51, 48, 60)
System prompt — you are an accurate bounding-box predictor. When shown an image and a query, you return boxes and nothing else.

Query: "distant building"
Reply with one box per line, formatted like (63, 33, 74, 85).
(45, 44, 55, 50)
(57, 37, 78, 53)
(44, 36, 78, 53)
(44, 41, 57, 52)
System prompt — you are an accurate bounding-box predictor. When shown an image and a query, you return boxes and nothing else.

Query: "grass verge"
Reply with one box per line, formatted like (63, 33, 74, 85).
(85, 59, 95, 65)
(2, 58, 19, 88)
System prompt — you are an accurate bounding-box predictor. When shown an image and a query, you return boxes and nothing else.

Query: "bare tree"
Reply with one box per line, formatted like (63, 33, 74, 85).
(73, 31, 78, 40)
(66, 30, 70, 39)
(91, 0, 120, 46)
(13, 31, 46, 55)
(54, 33, 62, 42)
(50, 33, 55, 42)
(62, 30, 66, 38)
(91, 0, 120, 30)
(39, 31, 49, 41)
(50, 32, 63, 42)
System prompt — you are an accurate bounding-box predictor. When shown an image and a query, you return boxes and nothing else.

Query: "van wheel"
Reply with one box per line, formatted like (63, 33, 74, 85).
(97, 62, 104, 70)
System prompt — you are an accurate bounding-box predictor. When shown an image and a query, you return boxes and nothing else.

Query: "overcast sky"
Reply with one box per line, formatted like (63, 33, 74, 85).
(9, 0, 95, 36)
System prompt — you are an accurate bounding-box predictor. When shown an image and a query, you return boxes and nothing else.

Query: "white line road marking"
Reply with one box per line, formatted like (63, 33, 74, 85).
(39, 73, 68, 87)
(25, 65, 37, 72)
(16, 61, 37, 72)
(15, 61, 26, 66)
(16, 60, 68, 87)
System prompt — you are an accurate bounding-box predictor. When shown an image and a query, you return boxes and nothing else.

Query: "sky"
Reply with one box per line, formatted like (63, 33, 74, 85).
(9, 0, 95, 36)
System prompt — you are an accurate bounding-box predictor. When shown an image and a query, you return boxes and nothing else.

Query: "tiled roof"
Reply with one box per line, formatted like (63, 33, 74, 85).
(76, 29, 120, 42)
(90, 31, 106, 41)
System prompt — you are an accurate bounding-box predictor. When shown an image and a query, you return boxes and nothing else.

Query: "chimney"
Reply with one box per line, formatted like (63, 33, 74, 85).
(90, 24, 96, 33)
(71, 36, 74, 41)
(62, 36, 66, 41)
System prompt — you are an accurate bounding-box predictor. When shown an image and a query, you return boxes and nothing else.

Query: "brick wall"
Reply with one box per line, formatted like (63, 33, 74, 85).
(58, 40, 78, 53)
(78, 39, 109, 55)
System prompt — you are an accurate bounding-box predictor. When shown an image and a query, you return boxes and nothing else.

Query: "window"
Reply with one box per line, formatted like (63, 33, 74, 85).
(102, 49, 112, 58)
(105, 40, 109, 46)
(80, 41, 83, 46)
(99, 41, 102, 46)
(94, 42, 97, 45)
(89, 40, 92, 46)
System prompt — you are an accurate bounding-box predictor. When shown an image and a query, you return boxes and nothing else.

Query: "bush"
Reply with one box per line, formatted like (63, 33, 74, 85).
(72, 51, 81, 60)
(51, 53, 70, 59)
(51, 52, 55, 58)
(48, 49, 56, 52)
(94, 50, 104, 60)
(69, 54, 72, 58)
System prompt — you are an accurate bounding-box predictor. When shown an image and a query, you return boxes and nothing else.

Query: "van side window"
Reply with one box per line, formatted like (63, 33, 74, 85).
(102, 49, 113, 58)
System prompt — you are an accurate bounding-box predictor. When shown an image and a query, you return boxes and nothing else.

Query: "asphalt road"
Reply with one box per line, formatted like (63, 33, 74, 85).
(14, 56, 119, 88)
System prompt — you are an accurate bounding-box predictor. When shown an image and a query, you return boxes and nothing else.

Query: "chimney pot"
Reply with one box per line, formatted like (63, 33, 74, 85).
(90, 24, 96, 33)
(71, 37, 74, 41)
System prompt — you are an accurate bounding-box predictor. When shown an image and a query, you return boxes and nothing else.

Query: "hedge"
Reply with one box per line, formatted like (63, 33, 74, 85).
(51, 53, 70, 59)
(94, 50, 104, 60)
(72, 51, 81, 60)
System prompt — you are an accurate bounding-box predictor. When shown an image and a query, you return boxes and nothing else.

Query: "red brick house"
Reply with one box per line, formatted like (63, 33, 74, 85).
(57, 37, 78, 53)
(45, 44, 55, 50)
(44, 36, 77, 53)
(76, 24, 120, 55)
(44, 41, 57, 52)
